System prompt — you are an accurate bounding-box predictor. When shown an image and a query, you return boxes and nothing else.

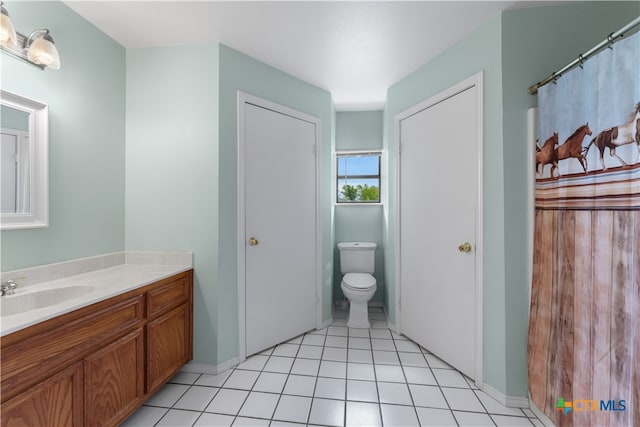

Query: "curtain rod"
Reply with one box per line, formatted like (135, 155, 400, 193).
(527, 16, 640, 95)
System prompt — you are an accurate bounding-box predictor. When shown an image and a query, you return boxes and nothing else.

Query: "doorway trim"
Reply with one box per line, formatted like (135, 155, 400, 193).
(237, 91, 323, 362)
(394, 72, 484, 386)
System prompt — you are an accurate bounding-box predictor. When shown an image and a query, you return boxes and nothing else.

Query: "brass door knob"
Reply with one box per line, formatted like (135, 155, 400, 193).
(458, 242, 472, 252)
(248, 237, 259, 246)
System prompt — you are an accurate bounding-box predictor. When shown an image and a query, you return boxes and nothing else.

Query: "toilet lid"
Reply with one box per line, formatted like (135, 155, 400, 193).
(343, 273, 376, 290)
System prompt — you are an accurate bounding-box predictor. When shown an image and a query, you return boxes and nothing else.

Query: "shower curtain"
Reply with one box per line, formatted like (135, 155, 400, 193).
(528, 32, 639, 427)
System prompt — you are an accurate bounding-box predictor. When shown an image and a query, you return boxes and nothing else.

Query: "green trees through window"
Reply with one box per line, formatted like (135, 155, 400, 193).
(337, 152, 381, 203)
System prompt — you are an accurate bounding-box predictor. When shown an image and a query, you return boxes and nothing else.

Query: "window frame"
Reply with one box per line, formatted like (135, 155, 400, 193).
(336, 150, 382, 204)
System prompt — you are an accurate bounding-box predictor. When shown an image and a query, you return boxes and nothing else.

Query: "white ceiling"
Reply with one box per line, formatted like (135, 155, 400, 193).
(64, 1, 549, 110)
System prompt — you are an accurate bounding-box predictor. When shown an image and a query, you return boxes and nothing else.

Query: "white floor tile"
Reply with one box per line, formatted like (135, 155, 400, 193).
(522, 408, 535, 418)
(377, 382, 413, 405)
(291, 358, 321, 376)
(380, 404, 420, 426)
(441, 388, 485, 412)
(394, 340, 421, 353)
(371, 339, 396, 351)
(476, 390, 527, 416)
(403, 366, 437, 385)
(121, 406, 167, 426)
(346, 363, 376, 381)
(415, 407, 457, 426)
(169, 371, 201, 385)
(325, 335, 348, 348)
(264, 356, 295, 374)
(224, 369, 260, 390)
(233, 416, 271, 426)
(238, 391, 280, 419)
(529, 417, 545, 427)
(173, 385, 219, 411)
(144, 383, 189, 407)
(369, 329, 392, 339)
(369, 312, 387, 320)
(302, 334, 326, 346)
(346, 401, 382, 426)
(156, 409, 201, 427)
(391, 331, 409, 341)
(319, 360, 347, 378)
(269, 422, 306, 427)
(492, 415, 535, 426)
(348, 337, 372, 349)
(297, 345, 323, 360)
(237, 355, 269, 371)
(328, 326, 348, 336)
(453, 410, 496, 426)
(370, 320, 388, 329)
(273, 344, 300, 357)
(426, 353, 454, 369)
(314, 377, 346, 400)
(206, 389, 250, 415)
(348, 329, 370, 338)
(347, 379, 378, 402)
(374, 365, 405, 383)
(195, 371, 232, 388)
(283, 374, 317, 396)
(332, 318, 348, 326)
(348, 349, 373, 363)
(373, 350, 400, 365)
(310, 327, 328, 335)
(308, 398, 345, 426)
(286, 335, 304, 344)
(322, 347, 348, 362)
(253, 372, 288, 394)
(260, 347, 275, 356)
(408, 384, 448, 409)
(398, 352, 429, 367)
(193, 412, 234, 427)
(273, 395, 312, 423)
(433, 368, 471, 388)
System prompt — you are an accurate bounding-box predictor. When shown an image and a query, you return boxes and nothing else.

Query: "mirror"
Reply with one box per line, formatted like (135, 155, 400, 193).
(0, 90, 48, 230)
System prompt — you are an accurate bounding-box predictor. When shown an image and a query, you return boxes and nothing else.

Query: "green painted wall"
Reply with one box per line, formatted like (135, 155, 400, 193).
(334, 111, 384, 303)
(0, 1, 125, 271)
(125, 45, 219, 365)
(218, 45, 334, 364)
(384, 1, 638, 398)
(500, 1, 639, 398)
(1, 105, 29, 131)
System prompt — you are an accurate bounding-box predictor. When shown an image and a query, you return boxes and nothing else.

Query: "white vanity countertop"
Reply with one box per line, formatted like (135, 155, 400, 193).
(1, 263, 192, 337)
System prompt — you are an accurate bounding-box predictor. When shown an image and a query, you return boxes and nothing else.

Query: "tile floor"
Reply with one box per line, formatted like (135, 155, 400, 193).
(122, 306, 544, 427)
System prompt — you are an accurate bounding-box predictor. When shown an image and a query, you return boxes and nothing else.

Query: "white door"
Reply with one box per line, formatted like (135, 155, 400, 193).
(398, 82, 480, 379)
(241, 98, 318, 357)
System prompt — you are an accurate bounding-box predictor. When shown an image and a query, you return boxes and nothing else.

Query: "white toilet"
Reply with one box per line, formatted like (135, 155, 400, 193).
(338, 242, 377, 328)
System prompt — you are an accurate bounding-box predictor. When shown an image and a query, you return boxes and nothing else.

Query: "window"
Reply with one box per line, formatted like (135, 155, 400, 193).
(336, 151, 381, 203)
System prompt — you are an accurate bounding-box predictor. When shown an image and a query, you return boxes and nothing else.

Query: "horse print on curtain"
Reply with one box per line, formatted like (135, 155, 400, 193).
(529, 32, 639, 427)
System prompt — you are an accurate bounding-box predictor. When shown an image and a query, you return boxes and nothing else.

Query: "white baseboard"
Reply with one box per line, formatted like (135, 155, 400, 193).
(181, 357, 240, 375)
(529, 399, 555, 426)
(481, 383, 530, 408)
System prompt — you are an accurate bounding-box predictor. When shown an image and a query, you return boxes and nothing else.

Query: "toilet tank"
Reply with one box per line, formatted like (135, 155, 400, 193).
(338, 242, 377, 274)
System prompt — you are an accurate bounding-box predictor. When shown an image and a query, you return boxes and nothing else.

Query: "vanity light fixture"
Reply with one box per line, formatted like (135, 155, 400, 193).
(0, 2, 60, 70)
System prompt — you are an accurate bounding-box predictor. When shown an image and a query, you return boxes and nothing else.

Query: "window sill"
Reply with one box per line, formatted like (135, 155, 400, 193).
(335, 203, 383, 207)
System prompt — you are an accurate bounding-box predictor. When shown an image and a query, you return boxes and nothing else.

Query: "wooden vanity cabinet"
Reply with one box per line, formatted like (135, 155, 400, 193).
(0, 270, 193, 427)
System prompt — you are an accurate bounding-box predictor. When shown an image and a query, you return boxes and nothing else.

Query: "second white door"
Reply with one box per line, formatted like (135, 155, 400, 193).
(242, 98, 318, 357)
(398, 81, 480, 379)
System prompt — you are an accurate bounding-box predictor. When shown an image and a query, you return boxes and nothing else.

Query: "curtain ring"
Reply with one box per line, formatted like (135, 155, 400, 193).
(607, 33, 615, 49)
(578, 54, 585, 69)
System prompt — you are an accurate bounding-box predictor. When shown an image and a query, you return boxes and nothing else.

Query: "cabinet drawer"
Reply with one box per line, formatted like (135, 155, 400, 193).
(146, 274, 190, 318)
(1, 295, 144, 402)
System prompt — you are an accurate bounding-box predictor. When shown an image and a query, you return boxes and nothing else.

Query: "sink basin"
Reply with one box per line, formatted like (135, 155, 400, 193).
(1, 286, 95, 317)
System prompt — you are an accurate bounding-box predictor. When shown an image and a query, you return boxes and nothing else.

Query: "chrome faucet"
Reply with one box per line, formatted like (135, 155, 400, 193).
(1, 279, 19, 296)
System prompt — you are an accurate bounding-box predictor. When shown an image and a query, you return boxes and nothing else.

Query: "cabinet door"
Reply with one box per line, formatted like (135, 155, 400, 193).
(84, 329, 144, 427)
(1, 362, 83, 427)
(147, 303, 190, 393)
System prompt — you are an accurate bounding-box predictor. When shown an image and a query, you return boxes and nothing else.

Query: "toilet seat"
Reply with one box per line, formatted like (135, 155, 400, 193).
(342, 273, 376, 291)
